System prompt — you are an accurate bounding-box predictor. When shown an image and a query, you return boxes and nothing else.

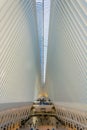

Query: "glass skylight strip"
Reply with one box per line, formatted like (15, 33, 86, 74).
(44, 0, 50, 83)
(36, 0, 44, 84)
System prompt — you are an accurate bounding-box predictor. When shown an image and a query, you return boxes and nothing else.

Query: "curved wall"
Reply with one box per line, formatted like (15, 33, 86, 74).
(46, 0, 87, 103)
(0, 0, 41, 102)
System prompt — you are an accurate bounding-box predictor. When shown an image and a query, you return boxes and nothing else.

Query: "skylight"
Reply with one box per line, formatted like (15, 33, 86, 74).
(36, 0, 50, 85)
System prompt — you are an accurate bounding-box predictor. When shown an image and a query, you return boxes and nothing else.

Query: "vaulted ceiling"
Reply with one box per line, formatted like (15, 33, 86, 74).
(0, 0, 87, 104)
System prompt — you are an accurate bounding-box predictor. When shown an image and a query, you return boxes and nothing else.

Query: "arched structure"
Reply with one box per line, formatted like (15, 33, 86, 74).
(0, 0, 87, 129)
(46, 0, 87, 103)
(0, 0, 41, 102)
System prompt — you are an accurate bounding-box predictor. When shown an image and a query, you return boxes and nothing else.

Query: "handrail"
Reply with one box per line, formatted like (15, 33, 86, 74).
(0, 105, 31, 130)
(55, 104, 87, 130)
(0, 103, 87, 130)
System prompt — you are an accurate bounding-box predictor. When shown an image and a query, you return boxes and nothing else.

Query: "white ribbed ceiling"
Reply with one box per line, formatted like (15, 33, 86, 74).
(0, 0, 41, 102)
(0, 0, 87, 104)
(46, 0, 87, 103)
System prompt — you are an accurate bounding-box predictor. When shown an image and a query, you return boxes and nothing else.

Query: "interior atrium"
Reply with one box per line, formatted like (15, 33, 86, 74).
(0, 0, 87, 130)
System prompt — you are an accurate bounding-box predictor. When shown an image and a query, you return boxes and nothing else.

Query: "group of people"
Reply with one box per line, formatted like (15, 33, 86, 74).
(27, 115, 59, 130)
(28, 115, 59, 129)
(26, 97, 59, 130)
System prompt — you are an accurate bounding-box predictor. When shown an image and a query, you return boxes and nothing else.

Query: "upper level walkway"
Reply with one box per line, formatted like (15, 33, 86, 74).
(0, 99, 87, 130)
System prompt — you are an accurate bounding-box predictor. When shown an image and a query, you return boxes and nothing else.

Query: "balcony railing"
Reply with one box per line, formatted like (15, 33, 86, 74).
(0, 104, 31, 130)
(55, 104, 87, 130)
(0, 103, 87, 130)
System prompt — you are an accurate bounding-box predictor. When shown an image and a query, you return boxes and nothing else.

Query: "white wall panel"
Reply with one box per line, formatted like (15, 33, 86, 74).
(46, 0, 87, 103)
(0, 0, 41, 102)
